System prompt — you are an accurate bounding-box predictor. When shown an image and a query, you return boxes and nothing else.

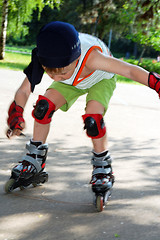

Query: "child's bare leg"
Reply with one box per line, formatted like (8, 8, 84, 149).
(91, 135, 108, 153)
(10, 89, 66, 179)
(33, 122, 50, 144)
(83, 100, 114, 192)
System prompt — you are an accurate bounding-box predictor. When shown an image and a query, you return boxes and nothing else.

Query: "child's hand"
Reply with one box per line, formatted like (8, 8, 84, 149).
(6, 101, 25, 138)
(6, 124, 25, 138)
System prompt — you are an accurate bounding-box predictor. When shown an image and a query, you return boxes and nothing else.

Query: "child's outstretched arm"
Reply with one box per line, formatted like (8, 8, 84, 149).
(86, 50, 160, 97)
(6, 77, 31, 138)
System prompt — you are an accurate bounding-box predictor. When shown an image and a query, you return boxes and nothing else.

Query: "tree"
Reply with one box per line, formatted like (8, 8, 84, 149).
(24, 0, 82, 46)
(0, 0, 62, 59)
(121, 0, 160, 59)
(80, 0, 160, 53)
(0, 0, 8, 59)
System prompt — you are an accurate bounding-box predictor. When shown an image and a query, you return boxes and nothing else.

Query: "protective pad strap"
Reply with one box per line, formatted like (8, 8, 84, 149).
(22, 155, 41, 172)
(91, 158, 108, 167)
(148, 72, 160, 95)
(26, 141, 48, 156)
(82, 114, 106, 139)
(32, 95, 55, 124)
(91, 152, 112, 167)
(92, 167, 111, 176)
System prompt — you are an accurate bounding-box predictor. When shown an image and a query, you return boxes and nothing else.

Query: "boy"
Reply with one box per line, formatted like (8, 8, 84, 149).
(6, 21, 160, 194)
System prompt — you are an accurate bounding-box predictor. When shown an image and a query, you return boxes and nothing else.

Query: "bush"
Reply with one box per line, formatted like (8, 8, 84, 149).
(124, 58, 160, 73)
(116, 58, 160, 83)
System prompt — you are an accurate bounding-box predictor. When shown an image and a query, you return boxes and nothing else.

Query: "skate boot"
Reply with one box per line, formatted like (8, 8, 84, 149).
(90, 150, 115, 212)
(4, 139, 49, 193)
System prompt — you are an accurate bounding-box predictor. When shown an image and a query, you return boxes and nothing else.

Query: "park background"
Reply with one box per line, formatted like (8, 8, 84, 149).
(0, 0, 160, 77)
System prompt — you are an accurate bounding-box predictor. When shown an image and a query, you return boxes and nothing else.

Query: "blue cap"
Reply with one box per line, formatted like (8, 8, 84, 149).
(36, 21, 81, 68)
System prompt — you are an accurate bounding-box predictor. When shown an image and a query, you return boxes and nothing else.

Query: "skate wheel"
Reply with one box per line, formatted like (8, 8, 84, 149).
(104, 190, 111, 204)
(4, 178, 15, 193)
(96, 195, 104, 212)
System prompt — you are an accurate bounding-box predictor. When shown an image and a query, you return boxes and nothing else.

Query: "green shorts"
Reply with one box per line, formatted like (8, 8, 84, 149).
(48, 77, 116, 114)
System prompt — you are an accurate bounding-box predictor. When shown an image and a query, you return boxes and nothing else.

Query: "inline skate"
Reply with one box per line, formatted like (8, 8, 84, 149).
(90, 150, 114, 212)
(4, 139, 48, 193)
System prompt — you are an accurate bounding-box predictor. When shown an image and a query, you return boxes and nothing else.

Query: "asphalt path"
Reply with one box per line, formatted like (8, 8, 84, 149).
(0, 69, 160, 240)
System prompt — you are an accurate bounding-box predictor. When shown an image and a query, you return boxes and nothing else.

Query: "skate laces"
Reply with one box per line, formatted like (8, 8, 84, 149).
(22, 160, 36, 173)
(16, 160, 37, 174)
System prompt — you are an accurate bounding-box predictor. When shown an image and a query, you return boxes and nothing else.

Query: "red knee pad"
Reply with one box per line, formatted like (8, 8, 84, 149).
(32, 95, 55, 124)
(82, 114, 106, 139)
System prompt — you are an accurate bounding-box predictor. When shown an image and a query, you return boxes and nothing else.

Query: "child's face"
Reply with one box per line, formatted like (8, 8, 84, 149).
(43, 59, 78, 81)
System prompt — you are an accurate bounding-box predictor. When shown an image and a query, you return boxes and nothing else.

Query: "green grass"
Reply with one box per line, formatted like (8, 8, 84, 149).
(117, 75, 143, 85)
(116, 75, 140, 84)
(0, 51, 31, 71)
(6, 45, 34, 53)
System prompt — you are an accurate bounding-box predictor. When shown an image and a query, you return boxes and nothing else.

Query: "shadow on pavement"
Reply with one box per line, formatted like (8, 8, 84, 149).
(0, 134, 160, 240)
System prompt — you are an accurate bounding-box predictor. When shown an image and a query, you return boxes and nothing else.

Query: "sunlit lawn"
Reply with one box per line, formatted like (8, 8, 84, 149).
(0, 51, 31, 71)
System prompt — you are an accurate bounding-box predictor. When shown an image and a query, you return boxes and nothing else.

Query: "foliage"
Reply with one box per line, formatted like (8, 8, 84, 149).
(7, 0, 61, 38)
(122, 0, 160, 51)
(1, 0, 160, 58)
(0, 0, 62, 59)
(80, 0, 160, 52)
(18, 0, 82, 45)
(114, 57, 160, 83)
(125, 58, 160, 72)
(6, 0, 81, 45)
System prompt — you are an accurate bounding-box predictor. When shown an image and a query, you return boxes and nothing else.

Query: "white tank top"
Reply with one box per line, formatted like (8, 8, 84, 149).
(60, 33, 114, 89)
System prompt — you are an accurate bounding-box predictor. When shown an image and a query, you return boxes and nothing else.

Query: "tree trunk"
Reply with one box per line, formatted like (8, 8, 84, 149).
(108, 29, 112, 50)
(138, 47, 146, 65)
(0, 0, 9, 60)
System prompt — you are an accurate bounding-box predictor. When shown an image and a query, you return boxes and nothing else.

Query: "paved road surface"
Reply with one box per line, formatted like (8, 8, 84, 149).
(0, 69, 160, 240)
